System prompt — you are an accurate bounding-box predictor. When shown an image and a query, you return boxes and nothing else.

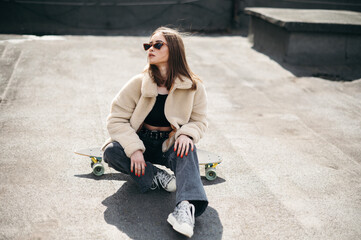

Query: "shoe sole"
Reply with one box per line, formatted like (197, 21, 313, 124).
(167, 214, 193, 238)
(162, 178, 177, 192)
(164, 185, 176, 192)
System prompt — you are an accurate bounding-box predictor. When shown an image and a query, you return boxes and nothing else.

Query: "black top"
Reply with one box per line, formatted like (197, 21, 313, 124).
(144, 94, 171, 127)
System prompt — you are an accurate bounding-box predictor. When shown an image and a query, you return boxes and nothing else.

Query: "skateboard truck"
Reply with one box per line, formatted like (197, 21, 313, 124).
(90, 156, 104, 176)
(205, 163, 219, 181)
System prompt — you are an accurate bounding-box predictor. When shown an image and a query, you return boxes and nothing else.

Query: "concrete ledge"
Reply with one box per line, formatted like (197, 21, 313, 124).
(245, 8, 361, 33)
(245, 7, 361, 72)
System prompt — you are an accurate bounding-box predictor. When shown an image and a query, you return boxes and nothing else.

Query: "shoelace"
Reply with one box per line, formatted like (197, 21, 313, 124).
(150, 170, 174, 190)
(150, 178, 159, 190)
(177, 202, 195, 226)
(157, 170, 174, 189)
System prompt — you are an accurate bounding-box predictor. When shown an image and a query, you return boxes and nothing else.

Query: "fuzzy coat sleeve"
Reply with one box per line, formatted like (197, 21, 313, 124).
(175, 82, 208, 143)
(106, 75, 145, 157)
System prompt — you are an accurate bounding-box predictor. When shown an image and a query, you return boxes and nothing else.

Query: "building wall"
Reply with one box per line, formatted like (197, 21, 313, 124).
(0, 0, 233, 35)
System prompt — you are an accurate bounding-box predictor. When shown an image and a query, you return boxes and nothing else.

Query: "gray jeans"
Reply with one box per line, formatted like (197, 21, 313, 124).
(103, 132, 208, 217)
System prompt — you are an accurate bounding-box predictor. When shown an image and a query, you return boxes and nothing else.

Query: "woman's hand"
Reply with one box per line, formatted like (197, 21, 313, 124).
(174, 134, 194, 158)
(130, 150, 146, 177)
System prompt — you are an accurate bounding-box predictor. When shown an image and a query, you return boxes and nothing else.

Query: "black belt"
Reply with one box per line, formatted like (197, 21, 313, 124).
(139, 128, 170, 140)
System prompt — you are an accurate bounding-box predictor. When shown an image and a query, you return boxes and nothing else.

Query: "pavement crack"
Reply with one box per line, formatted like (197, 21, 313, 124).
(0, 46, 22, 105)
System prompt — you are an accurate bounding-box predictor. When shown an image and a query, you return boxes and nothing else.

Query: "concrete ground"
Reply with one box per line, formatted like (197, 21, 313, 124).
(0, 34, 360, 240)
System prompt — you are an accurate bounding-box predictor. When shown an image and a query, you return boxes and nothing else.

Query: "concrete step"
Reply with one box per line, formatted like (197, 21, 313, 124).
(245, 8, 361, 79)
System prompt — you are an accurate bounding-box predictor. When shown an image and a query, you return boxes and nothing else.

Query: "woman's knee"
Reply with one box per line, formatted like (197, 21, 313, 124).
(103, 141, 126, 163)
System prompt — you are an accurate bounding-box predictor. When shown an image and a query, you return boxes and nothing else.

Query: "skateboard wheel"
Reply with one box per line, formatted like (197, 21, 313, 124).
(205, 168, 217, 181)
(91, 157, 102, 168)
(92, 163, 104, 176)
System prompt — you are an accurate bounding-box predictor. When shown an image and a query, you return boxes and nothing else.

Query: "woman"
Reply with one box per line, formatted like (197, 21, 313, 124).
(102, 27, 208, 238)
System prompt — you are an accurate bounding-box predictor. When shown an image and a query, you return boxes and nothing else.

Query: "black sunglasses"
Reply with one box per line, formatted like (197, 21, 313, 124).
(143, 41, 168, 51)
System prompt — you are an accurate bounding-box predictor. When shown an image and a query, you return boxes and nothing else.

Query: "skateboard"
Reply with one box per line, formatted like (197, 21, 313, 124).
(197, 149, 222, 181)
(74, 147, 222, 181)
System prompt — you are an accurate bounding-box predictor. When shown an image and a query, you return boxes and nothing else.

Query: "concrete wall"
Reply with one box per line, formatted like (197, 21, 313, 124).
(248, 17, 289, 60)
(0, 0, 233, 35)
(286, 32, 361, 65)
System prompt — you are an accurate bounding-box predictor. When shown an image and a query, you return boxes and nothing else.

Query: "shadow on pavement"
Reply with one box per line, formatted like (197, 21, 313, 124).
(102, 181, 223, 240)
(201, 176, 226, 186)
(74, 173, 226, 186)
(74, 173, 130, 181)
(75, 173, 226, 186)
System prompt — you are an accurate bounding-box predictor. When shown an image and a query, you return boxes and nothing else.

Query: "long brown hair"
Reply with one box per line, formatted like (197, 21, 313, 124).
(145, 27, 199, 90)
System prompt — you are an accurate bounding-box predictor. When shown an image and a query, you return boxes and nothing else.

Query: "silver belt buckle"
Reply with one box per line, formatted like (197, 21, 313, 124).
(150, 130, 158, 139)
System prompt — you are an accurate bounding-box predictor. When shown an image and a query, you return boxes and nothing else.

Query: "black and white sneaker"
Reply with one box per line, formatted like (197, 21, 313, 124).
(150, 169, 176, 192)
(167, 201, 195, 238)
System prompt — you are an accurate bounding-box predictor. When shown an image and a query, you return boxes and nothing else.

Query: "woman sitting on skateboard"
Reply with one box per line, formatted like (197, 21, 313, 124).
(102, 27, 208, 238)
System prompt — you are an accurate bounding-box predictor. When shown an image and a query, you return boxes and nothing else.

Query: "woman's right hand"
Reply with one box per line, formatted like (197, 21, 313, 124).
(130, 150, 146, 177)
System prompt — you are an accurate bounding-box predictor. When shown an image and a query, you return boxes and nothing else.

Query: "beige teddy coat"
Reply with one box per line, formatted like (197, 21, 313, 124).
(101, 72, 208, 158)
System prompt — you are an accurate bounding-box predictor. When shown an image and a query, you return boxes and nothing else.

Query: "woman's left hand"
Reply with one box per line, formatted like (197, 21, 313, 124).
(174, 134, 194, 158)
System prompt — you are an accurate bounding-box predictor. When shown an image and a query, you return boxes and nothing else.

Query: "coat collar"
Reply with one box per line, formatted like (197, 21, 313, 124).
(141, 72, 193, 97)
